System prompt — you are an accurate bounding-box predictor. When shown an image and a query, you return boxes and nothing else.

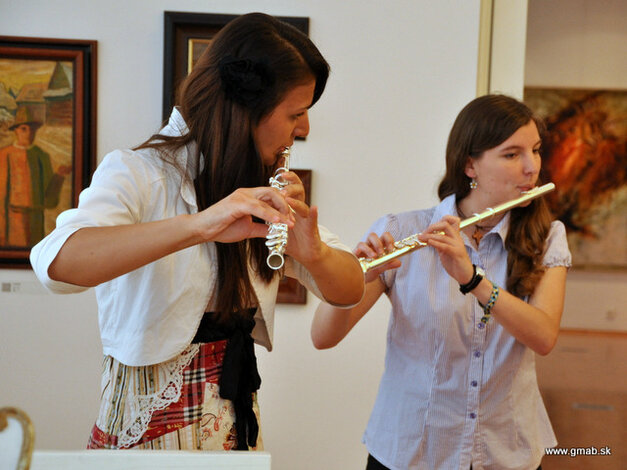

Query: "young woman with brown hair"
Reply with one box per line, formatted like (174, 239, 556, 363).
(31, 13, 364, 451)
(313, 94, 571, 470)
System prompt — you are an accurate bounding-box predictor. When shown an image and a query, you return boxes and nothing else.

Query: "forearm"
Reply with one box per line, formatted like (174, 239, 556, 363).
(470, 267, 566, 355)
(312, 277, 383, 349)
(312, 302, 359, 349)
(301, 245, 365, 306)
(48, 214, 202, 286)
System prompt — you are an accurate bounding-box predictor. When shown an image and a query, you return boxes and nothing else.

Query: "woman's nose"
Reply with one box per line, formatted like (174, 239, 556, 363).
(524, 152, 541, 175)
(294, 112, 310, 138)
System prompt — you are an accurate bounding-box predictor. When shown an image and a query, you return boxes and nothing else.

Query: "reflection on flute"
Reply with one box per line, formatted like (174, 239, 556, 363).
(266, 148, 291, 270)
(359, 183, 556, 273)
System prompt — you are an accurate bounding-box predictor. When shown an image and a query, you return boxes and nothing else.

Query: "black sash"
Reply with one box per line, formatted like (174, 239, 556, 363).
(192, 309, 261, 450)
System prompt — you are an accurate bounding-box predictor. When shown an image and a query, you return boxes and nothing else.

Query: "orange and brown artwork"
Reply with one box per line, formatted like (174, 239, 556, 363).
(524, 88, 627, 269)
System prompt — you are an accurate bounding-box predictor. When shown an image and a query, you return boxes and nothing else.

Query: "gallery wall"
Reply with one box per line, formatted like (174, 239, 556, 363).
(0, 1, 482, 469)
(525, 0, 627, 332)
(3, 0, 622, 468)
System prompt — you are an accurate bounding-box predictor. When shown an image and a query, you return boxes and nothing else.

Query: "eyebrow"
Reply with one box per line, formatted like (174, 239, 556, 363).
(500, 140, 542, 152)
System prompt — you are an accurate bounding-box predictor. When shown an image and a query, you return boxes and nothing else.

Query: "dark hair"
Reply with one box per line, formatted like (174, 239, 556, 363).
(136, 13, 329, 320)
(438, 94, 553, 297)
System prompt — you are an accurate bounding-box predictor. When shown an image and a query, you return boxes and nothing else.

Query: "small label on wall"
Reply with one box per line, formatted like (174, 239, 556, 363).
(1, 281, 47, 295)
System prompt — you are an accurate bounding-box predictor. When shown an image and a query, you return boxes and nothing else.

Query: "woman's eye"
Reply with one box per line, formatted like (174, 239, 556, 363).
(504, 153, 517, 159)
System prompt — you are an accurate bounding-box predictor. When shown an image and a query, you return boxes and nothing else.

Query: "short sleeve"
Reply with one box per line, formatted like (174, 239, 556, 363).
(543, 220, 572, 268)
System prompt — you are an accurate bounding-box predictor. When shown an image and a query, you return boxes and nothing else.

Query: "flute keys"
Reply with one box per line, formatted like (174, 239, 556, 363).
(266, 147, 292, 270)
(266, 222, 289, 269)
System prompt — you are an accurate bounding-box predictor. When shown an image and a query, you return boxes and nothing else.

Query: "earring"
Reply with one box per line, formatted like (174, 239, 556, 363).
(470, 178, 477, 189)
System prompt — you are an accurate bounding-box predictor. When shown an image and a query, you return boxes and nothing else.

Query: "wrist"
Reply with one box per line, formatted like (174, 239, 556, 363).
(459, 265, 475, 286)
(459, 264, 485, 294)
(181, 213, 209, 245)
(299, 241, 330, 270)
(478, 280, 500, 325)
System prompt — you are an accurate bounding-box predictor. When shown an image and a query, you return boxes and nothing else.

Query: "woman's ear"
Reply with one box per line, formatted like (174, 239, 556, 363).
(464, 156, 476, 179)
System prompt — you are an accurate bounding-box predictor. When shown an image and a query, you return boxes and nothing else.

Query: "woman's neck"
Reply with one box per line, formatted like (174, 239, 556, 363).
(457, 195, 504, 247)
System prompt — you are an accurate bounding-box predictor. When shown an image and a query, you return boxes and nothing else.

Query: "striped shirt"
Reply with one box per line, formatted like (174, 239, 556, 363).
(362, 195, 571, 470)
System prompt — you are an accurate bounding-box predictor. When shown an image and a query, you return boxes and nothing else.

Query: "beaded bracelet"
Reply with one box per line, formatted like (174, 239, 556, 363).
(479, 281, 500, 324)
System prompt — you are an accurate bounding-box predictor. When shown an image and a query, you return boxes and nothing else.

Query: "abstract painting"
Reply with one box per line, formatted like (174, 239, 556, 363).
(524, 88, 627, 269)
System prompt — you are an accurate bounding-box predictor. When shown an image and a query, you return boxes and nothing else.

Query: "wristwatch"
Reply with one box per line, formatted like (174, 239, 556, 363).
(459, 264, 485, 294)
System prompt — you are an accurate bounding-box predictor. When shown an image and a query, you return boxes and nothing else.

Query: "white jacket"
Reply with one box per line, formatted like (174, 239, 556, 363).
(30, 108, 354, 366)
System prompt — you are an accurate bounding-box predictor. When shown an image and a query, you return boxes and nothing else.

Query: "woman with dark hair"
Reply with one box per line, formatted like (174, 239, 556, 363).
(313, 94, 571, 469)
(30, 13, 364, 451)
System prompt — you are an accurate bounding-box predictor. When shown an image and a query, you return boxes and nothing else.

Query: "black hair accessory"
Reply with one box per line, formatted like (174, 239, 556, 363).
(219, 55, 275, 108)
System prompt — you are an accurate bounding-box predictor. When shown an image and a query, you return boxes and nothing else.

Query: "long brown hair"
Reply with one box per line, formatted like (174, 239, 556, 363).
(438, 94, 553, 297)
(136, 13, 329, 318)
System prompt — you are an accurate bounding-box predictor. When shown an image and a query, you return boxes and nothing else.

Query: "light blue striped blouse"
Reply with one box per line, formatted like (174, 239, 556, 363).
(362, 195, 571, 470)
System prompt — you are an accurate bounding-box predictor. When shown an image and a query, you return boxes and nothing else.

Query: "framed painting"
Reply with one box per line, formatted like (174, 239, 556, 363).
(162, 11, 309, 122)
(524, 87, 627, 270)
(0, 36, 97, 268)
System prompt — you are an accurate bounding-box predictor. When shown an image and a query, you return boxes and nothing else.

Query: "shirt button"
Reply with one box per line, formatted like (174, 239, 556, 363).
(473, 350, 481, 358)
(470, 412, 477, 419)
(471, 380, 478, 387)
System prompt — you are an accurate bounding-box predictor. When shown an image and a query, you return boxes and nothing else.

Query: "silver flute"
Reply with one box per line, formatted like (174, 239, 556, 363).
(359, 182, 556, 273)
(266, 148, 291, 270)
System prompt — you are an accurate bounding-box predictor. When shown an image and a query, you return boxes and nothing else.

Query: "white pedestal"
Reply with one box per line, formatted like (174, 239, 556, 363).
(31, 450, 271, 469)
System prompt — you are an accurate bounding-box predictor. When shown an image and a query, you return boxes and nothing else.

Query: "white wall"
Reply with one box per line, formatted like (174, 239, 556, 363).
(10, 0, 623, 466)
(525, 0, 627, 89)
(0, 1, 482, 469)
(524, 0, 627, 332)
(490, 0, 529, 99)
(6, 0, 624, 468)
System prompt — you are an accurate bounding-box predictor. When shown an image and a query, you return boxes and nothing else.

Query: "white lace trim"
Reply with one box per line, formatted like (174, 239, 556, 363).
(116, 344, 200, 448)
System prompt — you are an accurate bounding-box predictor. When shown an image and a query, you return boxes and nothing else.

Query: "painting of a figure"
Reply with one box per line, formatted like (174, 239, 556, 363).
(524, 88, 627, 269)
(0, 59, 73, 250)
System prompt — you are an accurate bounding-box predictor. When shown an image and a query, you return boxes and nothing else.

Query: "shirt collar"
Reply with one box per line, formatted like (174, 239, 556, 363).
(160, 107, 201, 208)
(160, 106, 189, 138)
(436, 194, 510, 244)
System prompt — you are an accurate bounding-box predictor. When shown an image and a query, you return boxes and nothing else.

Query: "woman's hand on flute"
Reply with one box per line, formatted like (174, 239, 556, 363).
(281, 171, 332, 265)
(283, 196, 324, 265)
(418, 215, 474, 285)
(276, 171, 306, 204)
(356, 232, 402, 283)
(195, 186, 295, 244)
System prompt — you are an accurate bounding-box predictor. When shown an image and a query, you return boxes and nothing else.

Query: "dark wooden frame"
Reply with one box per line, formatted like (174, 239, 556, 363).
(0, 36, 97, 268)
(162, 11, 309, 121)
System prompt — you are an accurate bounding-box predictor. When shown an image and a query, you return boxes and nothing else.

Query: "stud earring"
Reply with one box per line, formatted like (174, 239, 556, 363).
(470, 178, 477, 189)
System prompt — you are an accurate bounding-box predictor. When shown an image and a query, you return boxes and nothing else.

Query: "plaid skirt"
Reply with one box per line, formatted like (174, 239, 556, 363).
(87, 340, 263, 450)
